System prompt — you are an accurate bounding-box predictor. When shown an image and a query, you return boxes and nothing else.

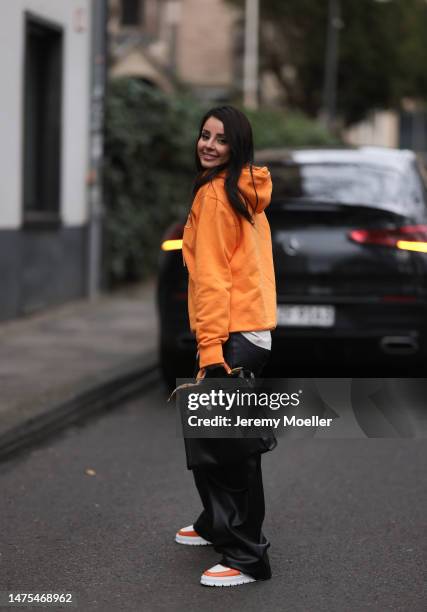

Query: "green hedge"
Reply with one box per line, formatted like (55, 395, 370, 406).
(103, 78, 339, 286)
(103, 78, 202, 287)
(247, 108, 340, 149)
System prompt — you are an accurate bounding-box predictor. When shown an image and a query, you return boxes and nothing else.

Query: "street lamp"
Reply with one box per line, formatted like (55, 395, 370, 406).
(321, 0, 343, 130)
(321, 0, 392, 130)
(243, 0, 259, 109)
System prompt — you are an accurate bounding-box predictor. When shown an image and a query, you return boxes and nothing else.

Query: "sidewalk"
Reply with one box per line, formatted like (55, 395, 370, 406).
(0, 278, 159, 459)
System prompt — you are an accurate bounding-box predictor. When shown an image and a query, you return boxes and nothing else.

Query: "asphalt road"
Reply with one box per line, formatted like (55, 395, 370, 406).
(1, 380, 426, 612)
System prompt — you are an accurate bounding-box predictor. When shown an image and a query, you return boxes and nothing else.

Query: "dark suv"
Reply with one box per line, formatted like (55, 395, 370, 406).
(157, 147, 427, 388)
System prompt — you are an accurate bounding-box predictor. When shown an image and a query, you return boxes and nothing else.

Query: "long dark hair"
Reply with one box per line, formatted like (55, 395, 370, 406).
(192, 105, 258, 225)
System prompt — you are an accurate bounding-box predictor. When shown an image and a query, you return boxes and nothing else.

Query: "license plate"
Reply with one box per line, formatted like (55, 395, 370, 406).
(277, 305, 335, 327)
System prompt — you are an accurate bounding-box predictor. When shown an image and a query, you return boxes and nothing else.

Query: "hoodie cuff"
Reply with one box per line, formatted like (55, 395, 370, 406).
(198, 343, 224, 368)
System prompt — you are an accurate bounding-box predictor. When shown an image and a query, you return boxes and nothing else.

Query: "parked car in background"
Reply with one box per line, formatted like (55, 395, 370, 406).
(157, 147, 427, 389)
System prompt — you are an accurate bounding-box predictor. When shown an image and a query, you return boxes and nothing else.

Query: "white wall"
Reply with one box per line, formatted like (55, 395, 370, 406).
(0, 0, 91, 229)
(343, 111, 399, 149)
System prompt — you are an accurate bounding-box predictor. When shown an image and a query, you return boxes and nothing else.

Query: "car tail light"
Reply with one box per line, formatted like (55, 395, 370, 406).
(348, 225, 427, 253)
(161, 222, 184, 251)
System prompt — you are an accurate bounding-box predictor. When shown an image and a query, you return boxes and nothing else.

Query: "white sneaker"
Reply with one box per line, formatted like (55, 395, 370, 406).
(200, 564, 256, 587)
(175, 524, 212, 546)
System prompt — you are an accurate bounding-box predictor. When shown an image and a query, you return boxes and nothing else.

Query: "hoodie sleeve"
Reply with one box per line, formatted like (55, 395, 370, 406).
(193, 192, 239, 368)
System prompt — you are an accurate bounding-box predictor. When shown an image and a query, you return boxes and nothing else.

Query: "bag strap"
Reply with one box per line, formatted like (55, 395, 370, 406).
(196, 360, 232, 381)
(167, 361, 246, 403)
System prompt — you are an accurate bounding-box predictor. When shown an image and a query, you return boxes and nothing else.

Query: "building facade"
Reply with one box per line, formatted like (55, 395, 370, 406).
(0, 1, 92, 321)
(108, 0, 242, 102)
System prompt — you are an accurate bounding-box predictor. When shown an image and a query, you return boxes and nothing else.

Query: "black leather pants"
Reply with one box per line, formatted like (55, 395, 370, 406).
(191, 332, 272, 580)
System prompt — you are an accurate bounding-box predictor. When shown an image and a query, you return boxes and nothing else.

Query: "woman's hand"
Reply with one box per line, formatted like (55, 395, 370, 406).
(196, 361, 232, 381)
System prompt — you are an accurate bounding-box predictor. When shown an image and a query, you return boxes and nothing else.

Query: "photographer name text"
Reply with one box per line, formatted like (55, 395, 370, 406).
(187, 415, 333, 428)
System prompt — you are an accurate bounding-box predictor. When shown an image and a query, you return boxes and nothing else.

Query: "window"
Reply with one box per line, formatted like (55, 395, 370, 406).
(23, 13, 63, 222)
(270, 163, 420, 214)
(121, 0, 143, 26)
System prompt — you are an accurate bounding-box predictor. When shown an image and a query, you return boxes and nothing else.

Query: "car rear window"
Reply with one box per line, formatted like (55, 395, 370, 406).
(270, 163, 425, 213)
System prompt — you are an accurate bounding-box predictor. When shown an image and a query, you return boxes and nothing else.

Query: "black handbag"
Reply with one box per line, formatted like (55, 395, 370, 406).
(169, 365, 277, 469)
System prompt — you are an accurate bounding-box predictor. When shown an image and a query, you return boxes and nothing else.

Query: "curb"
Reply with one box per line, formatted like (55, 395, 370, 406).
(0, 354, 160, 462)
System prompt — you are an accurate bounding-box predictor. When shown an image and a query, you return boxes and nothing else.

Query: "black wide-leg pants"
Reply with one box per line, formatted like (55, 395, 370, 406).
(190, 332, 272, 580)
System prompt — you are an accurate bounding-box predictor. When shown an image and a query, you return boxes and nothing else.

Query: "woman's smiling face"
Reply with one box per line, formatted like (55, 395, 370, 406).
(197, 116, 231, 169)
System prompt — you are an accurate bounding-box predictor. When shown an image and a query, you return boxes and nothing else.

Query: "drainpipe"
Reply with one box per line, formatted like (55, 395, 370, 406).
(87, 0, 108, 298)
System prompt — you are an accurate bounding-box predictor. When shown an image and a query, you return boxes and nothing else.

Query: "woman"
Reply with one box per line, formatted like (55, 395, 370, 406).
(175, 105, 277, 587)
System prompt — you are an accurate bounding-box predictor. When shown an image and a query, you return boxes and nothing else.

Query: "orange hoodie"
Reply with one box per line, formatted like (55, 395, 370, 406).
(182, 165, 277, 368)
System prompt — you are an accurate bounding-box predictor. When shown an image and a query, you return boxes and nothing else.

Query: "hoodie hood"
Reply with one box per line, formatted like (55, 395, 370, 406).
(237, 165, 272, 214)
